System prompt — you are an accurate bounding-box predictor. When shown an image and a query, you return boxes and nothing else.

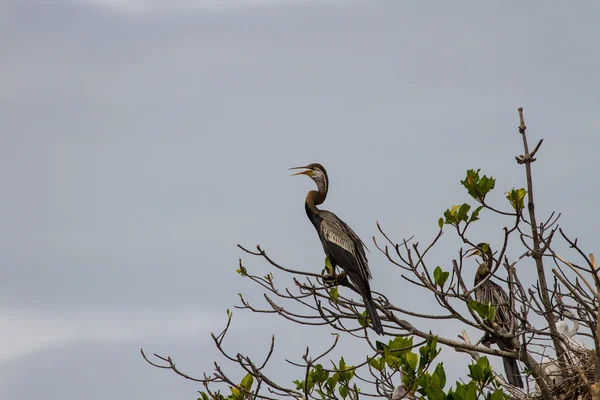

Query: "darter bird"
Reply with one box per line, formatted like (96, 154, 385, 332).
(467, 243, 524, 388)
(290, 163, 383, 335)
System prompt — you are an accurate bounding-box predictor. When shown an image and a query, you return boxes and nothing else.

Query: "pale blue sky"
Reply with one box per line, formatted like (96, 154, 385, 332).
(1, 1, 599, 399)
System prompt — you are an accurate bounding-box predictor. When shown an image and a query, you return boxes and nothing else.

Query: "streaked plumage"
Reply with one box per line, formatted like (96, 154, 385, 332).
(470, 243, 523, 388)
(291, 163, 383, 335)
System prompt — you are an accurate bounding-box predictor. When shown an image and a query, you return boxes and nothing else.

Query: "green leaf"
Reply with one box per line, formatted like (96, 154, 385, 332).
(406, 352, 419, 371)
(461, 169, 480, 195)
(476, 356, 493, 382)
(384, 347, 401, 370)
(358, 310, 367, 327)
(468, 362, 484, 381)
(438, 217, 444, 228)
(368, 357, 382, 372)
(460, 169, 496, 201)
(505, 188, 527, 211)
(434, 266, 449, 287)
(479, 175, 496, 197)
(444, 203, 472, 226)
(198, 393, 210, 400)
(442, 272, 449, 286)
(328, 286, 339, 301)
(469, 205, 484, 223)
(231, 386, 241, 399)
(425, 386, 446, 400)
(334, 357, 355, 383)
(487, 304, 496, 323)
(464, 382, 477, 400)
(241, 373, 254, 391)
(419, 342, 429, 359)
(305, 374, 315, 393)
(417, 372, 431, 389)
(480, 243, 490, 254)
(457, 203, 471, 222)
(467, 300, 489, 320)
(443, 205, 462, 225)
(467, 299, 496, 324)
(326, 374, 339, 392)
(490, 388, 506, 400)
(236, 264, 248, 276)
(375, 341, 388, 352)
(325, 257, 333, 273)
(431, 371, 441, 387)
(428, 336, 439, 362)
(434, 266, 442, 286)
(434, 362, 446, 389)
(418, 336, 440, 371)
(453, 382, 466, 399)
(389, 336, 413, 351)
(310, 364, 329, 384)
(338, 385, 348, 399)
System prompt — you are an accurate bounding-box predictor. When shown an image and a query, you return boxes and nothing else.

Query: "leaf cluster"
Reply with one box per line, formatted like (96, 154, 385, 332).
(460, 169, 496, 202)
(467, 300, 497, 323)
(292, 357, 357, 399)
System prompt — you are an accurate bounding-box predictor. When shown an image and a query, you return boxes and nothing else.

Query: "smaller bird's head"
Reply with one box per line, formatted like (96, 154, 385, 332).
(465, 242, 492, 260)
(289, 163, 329, 192)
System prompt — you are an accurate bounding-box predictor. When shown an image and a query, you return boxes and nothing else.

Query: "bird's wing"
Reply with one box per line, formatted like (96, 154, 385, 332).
(318, 211, 371, 281)
(476, 281, 515, 332)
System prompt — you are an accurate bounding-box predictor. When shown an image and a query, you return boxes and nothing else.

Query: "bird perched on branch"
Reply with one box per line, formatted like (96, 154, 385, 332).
(540, 308, 586, 388)
(466, 243, 524, 388)
(392, 383, 416, 400)
(555, 309, 582, 350)
(290, 163, 383, 335)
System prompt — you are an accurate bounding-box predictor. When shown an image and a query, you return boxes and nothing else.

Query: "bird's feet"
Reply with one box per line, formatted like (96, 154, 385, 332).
(322, 271, 348, 287)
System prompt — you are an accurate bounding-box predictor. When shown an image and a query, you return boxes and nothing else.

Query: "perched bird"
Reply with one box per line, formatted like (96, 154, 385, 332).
(467, 243, 524, 388)
(290, 163, 383, 335)
(556, 309, 581, 347)
(540, 309, 586, 388)
(392, 384, 416, 400)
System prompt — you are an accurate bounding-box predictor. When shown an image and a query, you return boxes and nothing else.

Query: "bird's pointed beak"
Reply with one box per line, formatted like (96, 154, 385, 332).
(289, 166, 313, 176)
(465, 248, 482, 258)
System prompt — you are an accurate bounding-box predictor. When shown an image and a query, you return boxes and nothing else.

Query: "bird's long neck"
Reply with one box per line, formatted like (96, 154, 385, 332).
(565, 320, 579, 338)
(563, 310, 580, 337)
(474, 252, 493, 285)
(474, 264, 489, 285)
(305, 187, 327, 221)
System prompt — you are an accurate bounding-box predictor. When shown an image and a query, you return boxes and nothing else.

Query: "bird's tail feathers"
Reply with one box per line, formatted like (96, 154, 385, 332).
(364, 297, 384, 335)
(497, 340, 524, 388)
(347, 271, 383, 335)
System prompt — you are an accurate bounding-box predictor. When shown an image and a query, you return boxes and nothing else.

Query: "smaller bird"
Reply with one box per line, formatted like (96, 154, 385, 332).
(290, 163, 383, 335)
(466, 243, 524, 388)
(392, 384, 416, 400)
(391, 372, 416, 399)
(540, 309, 585, 388)
(556, 309, 581, 347)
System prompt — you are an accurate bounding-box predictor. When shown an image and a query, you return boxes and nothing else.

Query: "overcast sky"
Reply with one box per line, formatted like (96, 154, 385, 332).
(2, 1, 599, 399)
